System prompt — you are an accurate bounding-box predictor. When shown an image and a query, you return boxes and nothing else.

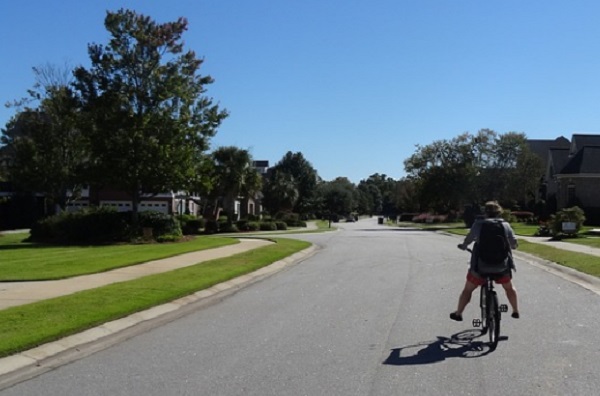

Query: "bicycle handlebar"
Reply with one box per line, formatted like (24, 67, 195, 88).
(457, 244, 472, 253)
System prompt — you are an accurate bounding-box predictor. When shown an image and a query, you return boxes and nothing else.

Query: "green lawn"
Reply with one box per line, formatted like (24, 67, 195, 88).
(0, 233, 239, 281)
(518, 240, 600, 277)
(0, 237, 311, 357)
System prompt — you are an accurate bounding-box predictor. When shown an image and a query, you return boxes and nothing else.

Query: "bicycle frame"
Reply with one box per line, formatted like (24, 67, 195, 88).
(461, 246, 508, 349)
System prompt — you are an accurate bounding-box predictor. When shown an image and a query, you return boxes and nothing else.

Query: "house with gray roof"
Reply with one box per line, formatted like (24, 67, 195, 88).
(556, 143, 600, 223)
(534, 133, 600, 224)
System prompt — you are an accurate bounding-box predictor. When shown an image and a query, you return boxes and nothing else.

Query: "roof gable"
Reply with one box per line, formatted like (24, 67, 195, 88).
(560, 146, 600, 174)
(527, 137, 570, 163)
(547, 148, 570, 177)
(570, 134, 600, 155)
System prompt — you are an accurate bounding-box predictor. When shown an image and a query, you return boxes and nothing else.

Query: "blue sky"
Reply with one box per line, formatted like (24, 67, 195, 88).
(2, 1, 600, 182)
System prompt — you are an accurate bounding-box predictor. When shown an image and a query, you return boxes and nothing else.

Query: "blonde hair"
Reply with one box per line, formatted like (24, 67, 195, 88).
(484, 201, 503, 217)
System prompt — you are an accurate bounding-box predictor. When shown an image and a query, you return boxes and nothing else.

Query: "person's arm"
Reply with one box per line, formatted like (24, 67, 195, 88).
(505, 223, 518, 249)
(458, 221, 481, 249)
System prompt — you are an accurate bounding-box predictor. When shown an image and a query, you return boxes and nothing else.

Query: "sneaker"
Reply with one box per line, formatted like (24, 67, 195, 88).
(511, 312, 520, 319)
(450, 312, 463, 322)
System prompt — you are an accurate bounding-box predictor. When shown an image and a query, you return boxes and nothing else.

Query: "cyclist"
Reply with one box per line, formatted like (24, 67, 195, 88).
(450, 201, 520, 321)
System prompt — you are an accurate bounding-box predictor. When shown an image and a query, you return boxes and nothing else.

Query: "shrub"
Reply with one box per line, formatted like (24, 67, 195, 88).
(220, 223, 239, 233)
(204, 219, 219, 234)
(511, 211, 535, 222)
(535, 222, 552, 237)
(275, 212, 305, 227)
(236, 220, 249, 231)
(412, 213, 428, 223)
(156, 233, 183, 243)
(275, 221, 288, 230)
(412, 213, 447, 223)
(247, 221, 260, 231)
(138, 211, 182, 238)
(259, 222, 277, 231)
(177, 215, 205, 235)
(30, 207, 132, 244)
(549, 206, 586, 237)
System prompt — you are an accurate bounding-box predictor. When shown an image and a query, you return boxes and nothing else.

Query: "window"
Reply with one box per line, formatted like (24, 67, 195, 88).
(567, 183, 576, 206)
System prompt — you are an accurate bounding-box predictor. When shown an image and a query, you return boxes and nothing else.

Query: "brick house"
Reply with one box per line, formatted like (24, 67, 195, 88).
(535, 134, 600, 224)
(556, 135, 600, 223)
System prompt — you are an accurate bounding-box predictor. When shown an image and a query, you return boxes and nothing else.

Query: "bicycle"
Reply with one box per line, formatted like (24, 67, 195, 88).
(463, 248, 508, 350)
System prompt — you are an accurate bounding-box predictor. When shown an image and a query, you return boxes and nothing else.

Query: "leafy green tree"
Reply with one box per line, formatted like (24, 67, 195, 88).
(317, 177, 358, 218)
(1, 64, 86, 213)
(356, 182, 381, 216)
(267, 151, 318, 216)
(404, 130, 544, 214)
(359, 173, 401, 217)
(73, 9, 227, 220)
(210, 146, 262, 221)
(395, 177, 420, 213)
(404, 133, 477, 213)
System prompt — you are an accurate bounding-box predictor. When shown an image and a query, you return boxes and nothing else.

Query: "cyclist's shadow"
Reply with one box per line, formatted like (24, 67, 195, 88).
(383, 330, 504, 365)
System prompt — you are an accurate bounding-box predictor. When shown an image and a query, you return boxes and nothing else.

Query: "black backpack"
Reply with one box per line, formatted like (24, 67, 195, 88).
(477, 220, 510, 274)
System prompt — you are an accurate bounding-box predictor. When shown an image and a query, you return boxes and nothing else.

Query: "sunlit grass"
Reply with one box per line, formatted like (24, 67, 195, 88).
(518, 240, 600, 277)
(0, 234, 238, 281)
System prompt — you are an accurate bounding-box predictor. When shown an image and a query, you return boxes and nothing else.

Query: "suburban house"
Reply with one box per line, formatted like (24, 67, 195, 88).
(533, 133, 600, 224)
(66, 186, 199, 216)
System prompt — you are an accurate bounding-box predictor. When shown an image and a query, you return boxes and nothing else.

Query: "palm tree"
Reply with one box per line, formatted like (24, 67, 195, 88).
(263, 170, 299, 214)
(211, 146, 261, 221)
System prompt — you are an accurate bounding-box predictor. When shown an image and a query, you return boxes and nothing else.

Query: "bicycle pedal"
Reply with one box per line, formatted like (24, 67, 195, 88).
(472, 319, 482, 327)
(499, 304, 508, 313)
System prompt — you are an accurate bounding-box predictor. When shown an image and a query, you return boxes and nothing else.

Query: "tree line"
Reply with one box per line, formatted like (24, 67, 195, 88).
(0, 9, 543, 227)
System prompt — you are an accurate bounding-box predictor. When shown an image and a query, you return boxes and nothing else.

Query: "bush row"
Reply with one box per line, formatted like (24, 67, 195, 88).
(30, 207, 182, 244)
(29, 208, 310, 244)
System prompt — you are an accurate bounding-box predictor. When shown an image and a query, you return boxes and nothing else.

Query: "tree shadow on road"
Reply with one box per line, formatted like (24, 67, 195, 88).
(383, 329, 504, 365)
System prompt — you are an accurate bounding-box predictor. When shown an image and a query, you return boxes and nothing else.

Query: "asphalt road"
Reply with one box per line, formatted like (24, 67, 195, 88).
(1, 218, 599, 395)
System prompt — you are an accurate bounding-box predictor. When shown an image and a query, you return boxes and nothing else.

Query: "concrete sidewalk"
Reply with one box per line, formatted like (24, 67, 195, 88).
(518, 235, 600, 257)
(0, 238, 274, 310)
(0, 222, 320, 311)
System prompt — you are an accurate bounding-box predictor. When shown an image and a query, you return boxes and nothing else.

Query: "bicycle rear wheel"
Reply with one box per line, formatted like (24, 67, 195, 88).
(479, 286, 488, 334)
(487, 293, 500, 349)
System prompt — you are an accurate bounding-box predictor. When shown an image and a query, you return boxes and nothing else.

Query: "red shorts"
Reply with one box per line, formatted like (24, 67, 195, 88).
(467, 270, 512, 286)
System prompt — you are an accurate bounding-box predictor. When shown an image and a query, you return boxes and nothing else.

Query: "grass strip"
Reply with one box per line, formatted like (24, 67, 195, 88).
(0, 237, 310, 358)
(517, 240, 600, 277)
(556, 236, 600, 248)
(0, 234, 238, 281)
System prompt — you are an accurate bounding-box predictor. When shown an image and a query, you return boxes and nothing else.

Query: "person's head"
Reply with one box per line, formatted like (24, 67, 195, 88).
(484, 201, 503, 218)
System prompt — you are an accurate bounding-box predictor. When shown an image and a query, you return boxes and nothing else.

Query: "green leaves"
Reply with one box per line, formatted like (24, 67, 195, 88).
(403, 129, 542, 213)
(76, 9, 228, 208)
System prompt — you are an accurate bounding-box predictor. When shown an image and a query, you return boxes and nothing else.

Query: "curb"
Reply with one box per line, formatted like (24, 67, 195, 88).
(0, 244, 318, 390)
(512, 250, 600, 296)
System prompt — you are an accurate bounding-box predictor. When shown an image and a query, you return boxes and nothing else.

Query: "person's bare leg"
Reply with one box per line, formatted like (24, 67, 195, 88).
(501, 281, 519, 317)
(455, 280, 478, 315)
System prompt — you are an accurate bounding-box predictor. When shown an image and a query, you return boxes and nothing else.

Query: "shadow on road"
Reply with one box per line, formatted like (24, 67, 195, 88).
(383, 329, 506, 365)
